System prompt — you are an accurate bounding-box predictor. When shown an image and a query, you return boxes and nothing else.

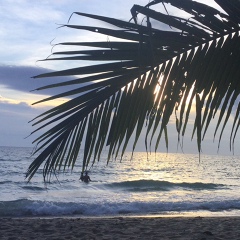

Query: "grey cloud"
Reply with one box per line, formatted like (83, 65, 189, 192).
(0, 100, 43, 147)
(0, 64, 80, 96)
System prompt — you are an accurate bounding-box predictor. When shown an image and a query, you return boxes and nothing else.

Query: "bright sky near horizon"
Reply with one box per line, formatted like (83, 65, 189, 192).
(0, 0, 239, 155)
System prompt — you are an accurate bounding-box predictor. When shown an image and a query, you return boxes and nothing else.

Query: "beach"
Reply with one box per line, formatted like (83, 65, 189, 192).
(1, 216, 240, 239)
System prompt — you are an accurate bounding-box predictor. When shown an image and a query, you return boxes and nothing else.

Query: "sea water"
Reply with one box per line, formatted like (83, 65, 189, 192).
(0, 146, 240, 217)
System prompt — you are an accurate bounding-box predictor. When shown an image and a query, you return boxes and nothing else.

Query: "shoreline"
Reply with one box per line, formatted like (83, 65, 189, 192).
(1, 215, 240, 239)
(2, 209, 240, 219)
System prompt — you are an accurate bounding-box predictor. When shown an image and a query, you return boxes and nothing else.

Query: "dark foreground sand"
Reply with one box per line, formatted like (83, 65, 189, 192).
(1, 216, 240, 240)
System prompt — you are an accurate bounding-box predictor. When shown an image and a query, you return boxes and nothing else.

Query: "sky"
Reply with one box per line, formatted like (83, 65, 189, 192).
(0, 0, 239, 155)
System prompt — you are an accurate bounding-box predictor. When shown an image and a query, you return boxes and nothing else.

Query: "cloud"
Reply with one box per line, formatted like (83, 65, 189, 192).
(0, 1, 66, 66)
(0, 64, 79, 98)
(0, 0, 149, 67)
(0, 65, 76, 147)
(0, 0, 64, 24)
(0, 65, 46, 92)
(0, 100, 43, 147)
(0, 64, 87, 147)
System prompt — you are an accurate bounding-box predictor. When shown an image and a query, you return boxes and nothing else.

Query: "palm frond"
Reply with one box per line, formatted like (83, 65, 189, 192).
(27, 0, 240, 181)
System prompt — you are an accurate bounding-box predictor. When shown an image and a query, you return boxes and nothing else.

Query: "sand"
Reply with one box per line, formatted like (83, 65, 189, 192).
(1, 216, 240, 239)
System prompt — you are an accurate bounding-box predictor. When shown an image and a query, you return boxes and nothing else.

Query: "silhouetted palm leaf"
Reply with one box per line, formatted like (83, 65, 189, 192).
(26, 0, 240, 181)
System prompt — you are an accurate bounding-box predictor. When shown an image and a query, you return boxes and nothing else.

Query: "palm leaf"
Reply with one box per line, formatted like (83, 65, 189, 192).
(27, 0, 240, 181)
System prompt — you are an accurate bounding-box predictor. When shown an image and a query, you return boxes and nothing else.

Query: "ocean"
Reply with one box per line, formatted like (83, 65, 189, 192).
(0, 146, 240, 217)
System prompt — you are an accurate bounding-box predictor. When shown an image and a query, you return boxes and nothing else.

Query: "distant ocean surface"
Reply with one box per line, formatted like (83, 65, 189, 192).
(0, 146, 240, 217)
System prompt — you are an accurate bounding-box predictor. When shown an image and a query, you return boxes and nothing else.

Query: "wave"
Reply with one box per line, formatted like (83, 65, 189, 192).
(21, 186, 46, 191)
(105, 180, 225, 192)
(1, 198, 240, 217)
(0, 180, 12, 185)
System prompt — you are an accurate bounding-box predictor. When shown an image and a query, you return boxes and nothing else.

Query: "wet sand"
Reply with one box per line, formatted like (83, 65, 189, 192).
(1, 216, 240, 239)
